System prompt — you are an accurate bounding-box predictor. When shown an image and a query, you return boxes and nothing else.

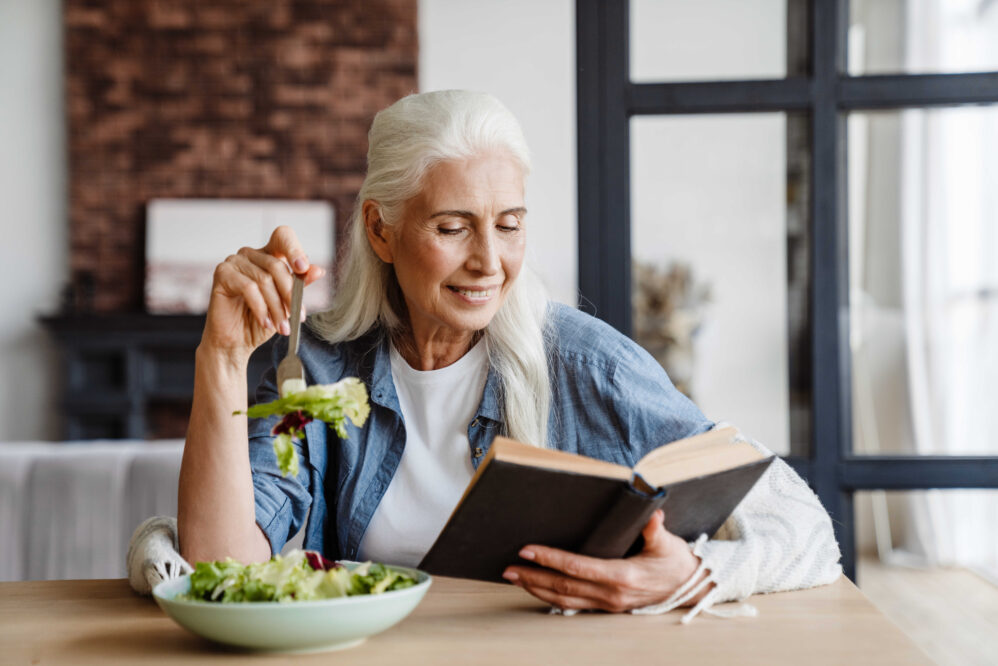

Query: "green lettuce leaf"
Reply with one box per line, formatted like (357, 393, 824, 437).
(236, 377, 371, 476)
(180, 550, 416, 603)
(271, 432, 300, 478)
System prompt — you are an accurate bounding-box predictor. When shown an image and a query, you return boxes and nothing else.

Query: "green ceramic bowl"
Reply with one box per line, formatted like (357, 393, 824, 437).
(152, 562, 431, 653)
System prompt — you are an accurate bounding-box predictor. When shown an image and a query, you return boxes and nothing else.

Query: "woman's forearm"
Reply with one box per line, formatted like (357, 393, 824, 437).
(692, 431, 842, 604)
(178, 345, 271, 565)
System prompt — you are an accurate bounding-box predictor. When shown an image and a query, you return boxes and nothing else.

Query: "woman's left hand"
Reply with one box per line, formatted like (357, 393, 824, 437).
(501, 509, 712, 612)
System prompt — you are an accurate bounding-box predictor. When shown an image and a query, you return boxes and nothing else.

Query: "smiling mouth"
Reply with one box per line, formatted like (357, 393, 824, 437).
(448, 286, 496, 299)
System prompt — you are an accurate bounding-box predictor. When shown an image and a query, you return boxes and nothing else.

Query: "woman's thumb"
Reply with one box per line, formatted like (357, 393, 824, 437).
(641, 509, 674, 555)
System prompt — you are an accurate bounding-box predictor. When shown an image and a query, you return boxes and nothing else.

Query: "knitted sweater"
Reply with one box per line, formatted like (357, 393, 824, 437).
(627, 424, 843, 622)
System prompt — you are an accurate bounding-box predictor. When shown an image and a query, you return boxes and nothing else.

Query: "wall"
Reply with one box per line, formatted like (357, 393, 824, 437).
(0, 0, 67, 440)
(418, 0, 577, 307)
(64, 0, 417, 312)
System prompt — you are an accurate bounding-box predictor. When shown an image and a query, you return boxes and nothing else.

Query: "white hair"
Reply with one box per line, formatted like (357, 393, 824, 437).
(311, 90, 551, 447)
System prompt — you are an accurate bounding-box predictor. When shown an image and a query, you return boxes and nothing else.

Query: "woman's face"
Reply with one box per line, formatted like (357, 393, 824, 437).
(372, 152, 527, 341)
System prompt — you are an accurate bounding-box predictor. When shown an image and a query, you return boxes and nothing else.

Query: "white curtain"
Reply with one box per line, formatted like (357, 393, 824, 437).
(894, 0, 998, 581)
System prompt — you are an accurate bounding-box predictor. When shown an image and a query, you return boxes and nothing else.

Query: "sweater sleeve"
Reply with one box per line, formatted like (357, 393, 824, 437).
(630, 424, 843, 622)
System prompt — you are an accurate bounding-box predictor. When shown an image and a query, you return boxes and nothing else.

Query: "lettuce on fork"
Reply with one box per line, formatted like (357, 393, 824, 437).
(235, 377, 371, 477)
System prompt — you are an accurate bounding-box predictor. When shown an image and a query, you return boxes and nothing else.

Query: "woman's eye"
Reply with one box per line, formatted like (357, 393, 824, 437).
(497, 213, 522, 233)
(497, 217, 520, 232)
(438, 226, 464, 235)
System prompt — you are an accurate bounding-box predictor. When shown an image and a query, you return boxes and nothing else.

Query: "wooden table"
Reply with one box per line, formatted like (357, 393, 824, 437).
(0, 576, 930, 665)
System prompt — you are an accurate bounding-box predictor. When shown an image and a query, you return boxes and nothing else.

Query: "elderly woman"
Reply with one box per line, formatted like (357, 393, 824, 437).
(178, 90, 840, 620)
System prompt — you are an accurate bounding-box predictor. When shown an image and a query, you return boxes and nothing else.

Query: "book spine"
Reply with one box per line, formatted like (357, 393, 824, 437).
(577, 486, 669, 559)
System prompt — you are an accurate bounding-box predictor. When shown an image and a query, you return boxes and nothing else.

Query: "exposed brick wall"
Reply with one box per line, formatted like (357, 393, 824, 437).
(66, 0, 417, 312)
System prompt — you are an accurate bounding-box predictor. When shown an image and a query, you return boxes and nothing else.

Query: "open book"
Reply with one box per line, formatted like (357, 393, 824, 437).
(419, 427, 774, 583)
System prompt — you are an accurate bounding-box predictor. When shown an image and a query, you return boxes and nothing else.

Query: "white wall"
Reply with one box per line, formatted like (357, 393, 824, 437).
(0, 0, 67, 440)
(418, 0, 577, 307)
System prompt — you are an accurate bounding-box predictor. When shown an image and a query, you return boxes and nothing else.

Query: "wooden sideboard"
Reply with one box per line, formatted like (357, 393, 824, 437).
(40, 314, 275, 440)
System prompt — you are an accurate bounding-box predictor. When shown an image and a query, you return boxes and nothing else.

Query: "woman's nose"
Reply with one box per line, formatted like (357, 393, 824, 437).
(468, 231, 500, 275)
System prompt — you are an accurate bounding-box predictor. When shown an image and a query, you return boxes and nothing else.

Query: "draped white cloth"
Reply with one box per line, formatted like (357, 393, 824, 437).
(851, 0, 998, 582)
(897, 0, 998, 582)
(0, 440, 183, 582)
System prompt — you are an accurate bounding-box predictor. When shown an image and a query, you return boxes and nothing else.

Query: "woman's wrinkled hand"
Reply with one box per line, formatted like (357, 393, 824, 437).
(501, 509, 712, 612)
(200, 225, 325, 363)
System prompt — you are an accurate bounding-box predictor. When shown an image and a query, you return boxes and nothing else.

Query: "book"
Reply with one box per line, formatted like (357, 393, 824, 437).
(419, 427, 774, 583)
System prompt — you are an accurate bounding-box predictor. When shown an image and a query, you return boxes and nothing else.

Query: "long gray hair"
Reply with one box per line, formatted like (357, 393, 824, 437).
(311, 90, 551, 447)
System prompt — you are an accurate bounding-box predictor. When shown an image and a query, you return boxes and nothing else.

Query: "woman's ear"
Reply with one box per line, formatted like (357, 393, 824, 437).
(363, 200, 394, 264)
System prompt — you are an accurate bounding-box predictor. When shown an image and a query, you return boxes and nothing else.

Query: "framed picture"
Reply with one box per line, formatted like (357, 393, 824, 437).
(145, 199, 335, 314)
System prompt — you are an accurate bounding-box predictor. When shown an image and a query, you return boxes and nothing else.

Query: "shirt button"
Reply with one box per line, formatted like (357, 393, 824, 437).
(474, 447, 484, 458)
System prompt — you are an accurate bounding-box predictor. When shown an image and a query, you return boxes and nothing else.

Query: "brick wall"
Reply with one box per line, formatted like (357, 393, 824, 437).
(65, 0, 418, 312)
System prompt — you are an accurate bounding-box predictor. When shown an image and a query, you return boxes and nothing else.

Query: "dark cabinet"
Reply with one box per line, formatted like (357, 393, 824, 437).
(41, 314, 275, 440)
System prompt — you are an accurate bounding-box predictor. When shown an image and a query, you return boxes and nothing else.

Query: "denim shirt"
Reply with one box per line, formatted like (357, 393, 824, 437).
(248, 302, 714, 560)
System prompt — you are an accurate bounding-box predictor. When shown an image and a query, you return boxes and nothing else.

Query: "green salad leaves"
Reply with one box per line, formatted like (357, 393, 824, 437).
(236, 377, 371, 477)
(182, 550, 417, 603)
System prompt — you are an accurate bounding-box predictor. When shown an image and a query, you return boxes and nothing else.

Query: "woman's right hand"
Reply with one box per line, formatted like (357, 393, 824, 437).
(200, 225, 326, 363)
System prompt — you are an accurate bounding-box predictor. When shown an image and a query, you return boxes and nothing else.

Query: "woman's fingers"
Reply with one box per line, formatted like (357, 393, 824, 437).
(504, 566, 617, 607)
(262, 225, 310, 274)
(234, 257, 292, 333)
(640, 509, 685, 557)
(513, 546, 625, 587)
(237, 247, 295, 311)
(206, 226, 322, 351)
(234, 245, 324, 329)
(518, 584, 601, 612)
(504, 515, 703, 613)
(303, 263, 325, 286)
(217, 253, 296, 332)
(503, 548, 639, 613)
(213, 259, 275, 332)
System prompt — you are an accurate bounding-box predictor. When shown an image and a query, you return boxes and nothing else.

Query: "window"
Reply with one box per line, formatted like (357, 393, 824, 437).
(576, 0, 998, 580)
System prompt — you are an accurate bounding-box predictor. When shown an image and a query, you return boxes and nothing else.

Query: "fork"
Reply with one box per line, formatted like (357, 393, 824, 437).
(276, 276, 306, 397)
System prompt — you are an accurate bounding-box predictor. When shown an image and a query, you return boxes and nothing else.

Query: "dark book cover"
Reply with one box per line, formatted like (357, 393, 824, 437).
(419, 456, 774, 583)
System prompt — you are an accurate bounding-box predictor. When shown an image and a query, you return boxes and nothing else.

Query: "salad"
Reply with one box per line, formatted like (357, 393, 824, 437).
(237, 377, 371, 477)
(182, 549, 417, 603)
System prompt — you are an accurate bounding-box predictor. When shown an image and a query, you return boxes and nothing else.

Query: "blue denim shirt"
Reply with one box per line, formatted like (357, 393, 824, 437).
(248, 302, 714, 559)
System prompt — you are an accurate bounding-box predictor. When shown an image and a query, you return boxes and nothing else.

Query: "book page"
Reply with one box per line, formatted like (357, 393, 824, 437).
(633, 427, 766, 488)
(638, 443, 766, 488)
(490, 437, 633, 481)
(633, 426, 738, 469)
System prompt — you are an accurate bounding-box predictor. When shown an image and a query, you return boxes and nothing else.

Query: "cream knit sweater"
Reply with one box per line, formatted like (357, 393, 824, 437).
(626, 424, 843, 622)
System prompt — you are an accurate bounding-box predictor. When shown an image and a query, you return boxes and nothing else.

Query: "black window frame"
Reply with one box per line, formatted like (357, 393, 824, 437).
(576, 0, 998, 580)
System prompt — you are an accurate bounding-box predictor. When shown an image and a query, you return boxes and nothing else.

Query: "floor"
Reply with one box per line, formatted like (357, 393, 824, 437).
(857, 556, 998, 666)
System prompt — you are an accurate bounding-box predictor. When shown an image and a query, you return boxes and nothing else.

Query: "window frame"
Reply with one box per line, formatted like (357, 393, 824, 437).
(576, 0, 998, 580)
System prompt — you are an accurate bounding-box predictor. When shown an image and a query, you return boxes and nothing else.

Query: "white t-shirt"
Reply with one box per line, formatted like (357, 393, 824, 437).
(356, 338, 488, 566)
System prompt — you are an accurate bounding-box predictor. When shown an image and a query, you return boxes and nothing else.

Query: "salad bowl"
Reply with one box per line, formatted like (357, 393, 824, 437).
(153, 561, 431, 653)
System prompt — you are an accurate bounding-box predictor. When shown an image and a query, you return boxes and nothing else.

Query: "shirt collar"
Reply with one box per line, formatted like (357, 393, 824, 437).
(476, 365, 503, 423)
(365, 332, 503, 425)
(366, 333, 400, 414)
